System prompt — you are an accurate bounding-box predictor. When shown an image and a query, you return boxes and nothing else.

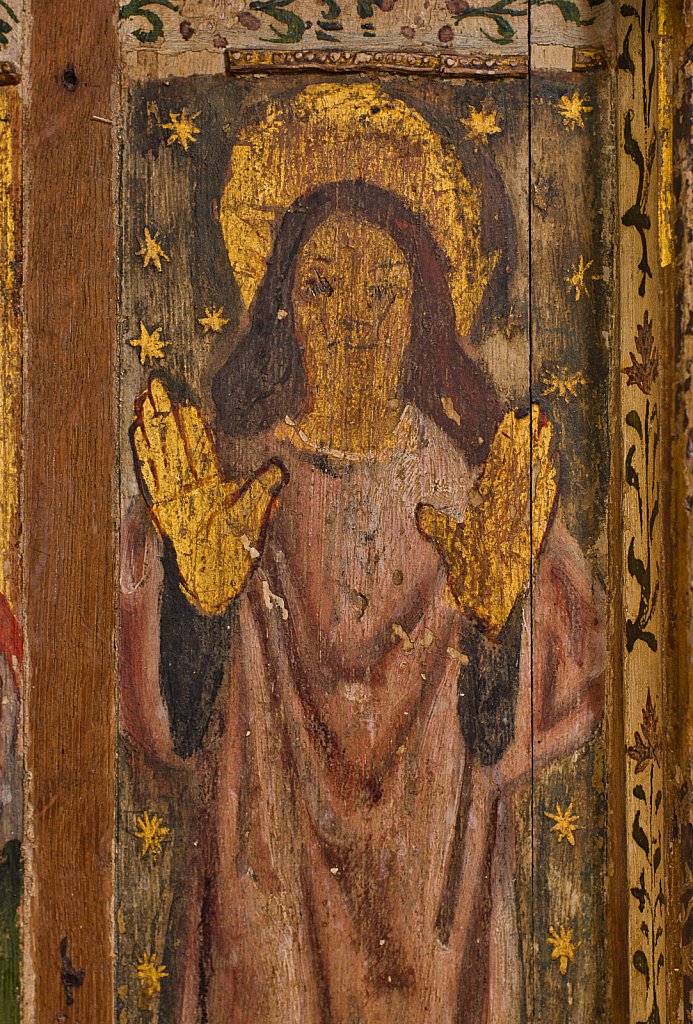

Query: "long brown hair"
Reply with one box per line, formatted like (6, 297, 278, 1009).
(212, 180, 506, 464)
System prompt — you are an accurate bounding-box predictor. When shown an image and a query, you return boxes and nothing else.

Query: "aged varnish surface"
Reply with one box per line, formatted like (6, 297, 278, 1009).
(116, 51, 612, 1024)
(11, 1, 692, 1022)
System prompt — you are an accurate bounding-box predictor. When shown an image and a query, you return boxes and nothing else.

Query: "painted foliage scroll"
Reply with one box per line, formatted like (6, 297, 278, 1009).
(617, 2, 670, 1023)
(115, 57, 613, 1023)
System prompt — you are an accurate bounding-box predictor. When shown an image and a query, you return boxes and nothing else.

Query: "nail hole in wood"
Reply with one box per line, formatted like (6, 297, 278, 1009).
(62, 65, 79, 91)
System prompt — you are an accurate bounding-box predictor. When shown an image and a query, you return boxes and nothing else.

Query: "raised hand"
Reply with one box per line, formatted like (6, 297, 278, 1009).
(131, 377, 288, 615)
(416, 405, 557, 639)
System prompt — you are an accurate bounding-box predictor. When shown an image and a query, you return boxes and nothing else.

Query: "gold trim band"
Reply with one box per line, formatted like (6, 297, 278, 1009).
(225, 48, 528, 78)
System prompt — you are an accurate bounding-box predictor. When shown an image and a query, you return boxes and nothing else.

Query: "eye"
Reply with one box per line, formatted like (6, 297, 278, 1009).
(304, 271, 334, 298)
(368, 282, 396, 304)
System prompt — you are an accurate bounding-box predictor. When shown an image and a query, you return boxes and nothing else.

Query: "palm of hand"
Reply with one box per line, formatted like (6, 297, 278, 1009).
(416, 406, 557, 638)
(131, 378, 287, 614)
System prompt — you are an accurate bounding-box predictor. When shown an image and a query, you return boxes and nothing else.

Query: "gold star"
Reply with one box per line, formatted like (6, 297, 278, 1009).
(547, 924, 580, 975)
(460, 106, 502, 145)
(136, 952, 168, 999)
(162, 109, 201, 151)
(135, 228, 170, 272)
(555, 91, 592, 130)
(542, 370, 587, 400)
(544, 801, 580, 844)
(198, 306, 230, 333)
(565, 255, 595, 301)
(129, 322, 169, 364)
(134, 811, 171, 860)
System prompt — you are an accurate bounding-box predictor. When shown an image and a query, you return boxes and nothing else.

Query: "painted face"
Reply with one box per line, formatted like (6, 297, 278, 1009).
(291, 212, 414, 399)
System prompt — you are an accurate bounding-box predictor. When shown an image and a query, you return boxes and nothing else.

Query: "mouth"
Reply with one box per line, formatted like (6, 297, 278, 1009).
(327, 336, 379, 351)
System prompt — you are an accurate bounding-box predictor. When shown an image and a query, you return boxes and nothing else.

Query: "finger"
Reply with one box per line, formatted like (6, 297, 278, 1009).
(141, 388, 196, 497)
(138, 390, 168, 480)
(176, 402, 218, 483)
(131, 424, 159, 501)
(531, 406, 553, 458)
(254, 459, 289, 497)
(415, 503, 459, 554)
(149, 376, 173, 415)
(230, 476, 283, 545)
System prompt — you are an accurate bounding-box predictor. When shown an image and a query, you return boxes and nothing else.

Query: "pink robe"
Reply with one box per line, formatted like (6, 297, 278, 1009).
(121, 406, 605, 1024)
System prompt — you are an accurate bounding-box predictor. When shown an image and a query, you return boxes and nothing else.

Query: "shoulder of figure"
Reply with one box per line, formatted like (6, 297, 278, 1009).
(406, 406, 476, 516)
(216, 424, 286, 482)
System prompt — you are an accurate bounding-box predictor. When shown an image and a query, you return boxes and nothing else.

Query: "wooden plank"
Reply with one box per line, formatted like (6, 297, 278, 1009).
(24, 2, 116, 1020)
(528, 63, 615, 1021)
(615, 1, 669, 1022)
(115, 70, 536, 1023)
(0, 83, 23, 1024)
(668, 1, 693, 1016)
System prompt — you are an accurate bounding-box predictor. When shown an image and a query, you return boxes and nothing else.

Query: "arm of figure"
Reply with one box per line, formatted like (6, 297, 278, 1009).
(499, 518, 606, 785)
(416, 405, 558, 639)
(130, 377, 288, 615)
(121, 503, 238, 762)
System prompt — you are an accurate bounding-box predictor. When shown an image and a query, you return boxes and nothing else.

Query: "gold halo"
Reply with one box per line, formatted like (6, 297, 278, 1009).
(220, 82, 497, 336)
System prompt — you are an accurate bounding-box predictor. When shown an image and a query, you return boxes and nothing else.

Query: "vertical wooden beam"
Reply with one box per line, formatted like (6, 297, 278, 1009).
(24, 2, 116, 1020)
(616, 1, 669, 1022)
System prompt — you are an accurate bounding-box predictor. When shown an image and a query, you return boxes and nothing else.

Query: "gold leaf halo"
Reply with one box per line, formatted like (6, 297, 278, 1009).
(220, 82, 498, 337)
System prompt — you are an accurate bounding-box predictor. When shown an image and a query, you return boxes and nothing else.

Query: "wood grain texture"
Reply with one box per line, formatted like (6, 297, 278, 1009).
(24, 2, 116, 1020)
(117, 0, 614, 71)
(670, 3, 693, 1017)
(528, 67, 614, 1023)
(616, 2, 670, 1022)
(114, 69, 613, 1022)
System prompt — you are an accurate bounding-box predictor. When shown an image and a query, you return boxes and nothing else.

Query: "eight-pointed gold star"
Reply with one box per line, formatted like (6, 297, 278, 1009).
(547, 925, 580, 975)
(136, 228, 170, 272)
(565, 255, 595, 301)
(198, 306, 230, 333)
(135, 810, 171, 860)
(544, 801, 580, 844)
(129, 322, 169, 364)
(162, 109, 201, 151)
(555, 91, 592, 130)
(460, 106, 502, 145)
(136, 952, 168, 999)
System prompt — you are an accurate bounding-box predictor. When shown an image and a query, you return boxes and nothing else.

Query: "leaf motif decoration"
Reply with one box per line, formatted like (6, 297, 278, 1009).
(623, 312, 658, 394)
(626, 691, 661, 772)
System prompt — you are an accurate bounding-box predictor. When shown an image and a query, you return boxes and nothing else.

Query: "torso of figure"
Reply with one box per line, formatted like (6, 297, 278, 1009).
(197, 408, 501, 1024)
(217, 406, 476, 768)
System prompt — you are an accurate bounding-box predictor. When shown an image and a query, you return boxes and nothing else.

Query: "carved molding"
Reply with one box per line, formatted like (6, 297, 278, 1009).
(225, 47, 528, 78)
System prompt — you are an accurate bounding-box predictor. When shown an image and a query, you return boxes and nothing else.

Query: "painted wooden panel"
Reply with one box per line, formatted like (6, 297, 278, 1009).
(117, 0, 613, 67)
(528, 65, 614, 1024)
(115, 58, 614, 1021)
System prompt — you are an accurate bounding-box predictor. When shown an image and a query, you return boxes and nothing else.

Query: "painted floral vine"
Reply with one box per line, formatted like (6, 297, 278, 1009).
(627, 692, 665, 1024)
(623, 312, 660, 653)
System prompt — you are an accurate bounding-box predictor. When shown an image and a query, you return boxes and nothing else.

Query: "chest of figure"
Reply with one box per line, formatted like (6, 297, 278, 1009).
(271, 454, 446, 673)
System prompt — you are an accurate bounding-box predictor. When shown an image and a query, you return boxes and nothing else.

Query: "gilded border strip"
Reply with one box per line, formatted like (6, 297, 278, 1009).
(225, 48, 528, 78)
(0, 87, 21, 610)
